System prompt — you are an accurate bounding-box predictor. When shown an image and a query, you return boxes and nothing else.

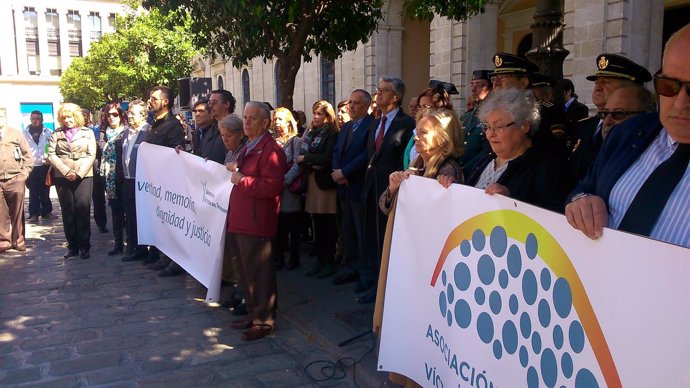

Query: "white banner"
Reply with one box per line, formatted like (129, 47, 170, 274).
(378, 175, 690, 388)
(135, 143, 232, 302)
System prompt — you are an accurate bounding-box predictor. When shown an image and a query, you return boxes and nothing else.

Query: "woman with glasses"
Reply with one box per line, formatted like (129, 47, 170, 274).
(465, 89, 574, 213)
(379, 108, 464, 215)
(47, 103, 97, 260)
(100, 103, 128, 256)
(296, 100, 340, 278)
(402, 85, 454, 169)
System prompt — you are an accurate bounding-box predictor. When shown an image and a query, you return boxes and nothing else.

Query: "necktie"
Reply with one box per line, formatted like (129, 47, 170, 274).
(375, 115, 387, 153)
(618, 143, 690, 236)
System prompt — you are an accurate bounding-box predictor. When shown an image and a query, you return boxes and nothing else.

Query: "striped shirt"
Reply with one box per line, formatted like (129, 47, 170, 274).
(608, 129, 690, 247)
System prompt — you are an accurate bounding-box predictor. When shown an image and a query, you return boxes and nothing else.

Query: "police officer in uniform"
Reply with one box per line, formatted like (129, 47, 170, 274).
(568, 53, 652, 181)
(489, 53, 568, 157)
(460, 70, 492, 176)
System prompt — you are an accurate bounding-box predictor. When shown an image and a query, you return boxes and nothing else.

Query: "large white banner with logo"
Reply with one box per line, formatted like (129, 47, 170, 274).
(135, 143, 232, 302)
(378, 176, 690, 388)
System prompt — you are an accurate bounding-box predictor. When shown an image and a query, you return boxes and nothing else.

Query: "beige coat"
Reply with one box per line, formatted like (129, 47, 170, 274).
(47, 127, 96, 178)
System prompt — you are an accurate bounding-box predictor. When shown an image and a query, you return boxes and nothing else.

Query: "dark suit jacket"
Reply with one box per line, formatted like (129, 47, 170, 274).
(146, 111, 185, 148)
(568, 112, 662, 205)
(119, 126, 149, 180)
(198, 121, 227, 165)
(363, 108, 415, 201)
(565, 98, 589, 126)
(332, 114, 373, 202)
(568, 117, 602, 181)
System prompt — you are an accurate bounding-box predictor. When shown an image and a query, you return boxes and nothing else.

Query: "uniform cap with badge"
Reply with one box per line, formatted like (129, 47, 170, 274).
(586, 54, 652, 84)
(489, 53, 539, 76)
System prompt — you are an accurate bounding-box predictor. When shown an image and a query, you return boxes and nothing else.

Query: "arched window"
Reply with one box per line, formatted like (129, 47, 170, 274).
(242, 69, 250, 108)
(320, 57, 335, 107)
(216, 75, 224, 90)
(274, 60, 282, 108)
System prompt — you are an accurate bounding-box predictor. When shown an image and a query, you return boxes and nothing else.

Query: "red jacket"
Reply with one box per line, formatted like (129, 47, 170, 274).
(227, 133, 286, 237)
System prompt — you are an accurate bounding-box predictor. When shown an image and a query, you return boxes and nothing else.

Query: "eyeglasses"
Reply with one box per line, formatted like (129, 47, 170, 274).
(479, 121, 516, 133)
(208, 100, 223, 106)
(149, 96, 164, 102)
(108, 112, 120, 118)
(596, 110, 645, 120)
(653, 71, 690, 97)
(376, 87, 394, 94)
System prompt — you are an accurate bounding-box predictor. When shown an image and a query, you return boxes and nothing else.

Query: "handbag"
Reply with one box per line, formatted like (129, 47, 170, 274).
(44, 166, 53, 187)
(286, 139, 306, 194)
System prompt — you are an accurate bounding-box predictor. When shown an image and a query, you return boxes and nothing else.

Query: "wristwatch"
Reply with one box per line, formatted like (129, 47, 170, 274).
(570, 192, 591, 203)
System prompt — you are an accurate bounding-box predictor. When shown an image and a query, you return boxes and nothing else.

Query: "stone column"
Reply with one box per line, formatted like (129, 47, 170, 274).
(57, 8, 70, 71)
(80, 9, 90, 55)
(36, 7, 50, 76)
(0, 2, 18, 75)
(12, 4, 29, 76)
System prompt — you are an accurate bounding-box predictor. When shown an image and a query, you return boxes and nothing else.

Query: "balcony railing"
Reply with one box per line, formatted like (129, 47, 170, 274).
(24, 27, 38, 40)
(46, 27, 60, 40)
(67, 29, 81, 41)
(89, 30, 102, 41)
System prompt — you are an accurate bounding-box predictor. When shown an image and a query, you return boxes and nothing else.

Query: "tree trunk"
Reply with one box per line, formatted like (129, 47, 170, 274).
(526, 0, 569, 104)
(277, 55, 302, 110)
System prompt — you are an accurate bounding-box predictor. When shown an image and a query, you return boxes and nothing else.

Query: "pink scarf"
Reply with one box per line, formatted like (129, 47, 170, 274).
(64, 127, 79, 143)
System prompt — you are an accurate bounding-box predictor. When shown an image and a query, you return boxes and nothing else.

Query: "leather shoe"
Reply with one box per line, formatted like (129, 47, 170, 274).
(241, 326, 273, 341)
(231, 320, 252, 330)
(64, 249, 79, 259)
(158, 262, 185, 277)
(98, 226, 109, 233)
(27, 215, 39, 222)
(357, 289, 376, 304)
(41, 212, 58, 219)
(232, 302, 248, 316)
(122, 253, 144, 262)
(315, 264, 336, 279)
(333, 271, 359, 285)
(79, 250, 90, 260)
(108, 246, 123, 256)
(14, 245, 27, 252)
(147, 257, 171, 270)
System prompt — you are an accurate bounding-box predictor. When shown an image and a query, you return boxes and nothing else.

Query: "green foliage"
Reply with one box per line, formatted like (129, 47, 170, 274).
(143, 0, 384, 108)
(403, 0, 489, 21)
(59, 4, 196, 111)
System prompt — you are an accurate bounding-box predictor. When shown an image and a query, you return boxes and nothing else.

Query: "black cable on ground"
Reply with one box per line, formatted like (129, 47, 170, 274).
(303, 332, 376, 388)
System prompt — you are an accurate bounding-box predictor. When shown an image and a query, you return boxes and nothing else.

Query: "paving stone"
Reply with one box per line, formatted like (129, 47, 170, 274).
(0, 365, 41, 385)
(214, 354, 297, 379)
(26, 347, 72, 364)
(135, 365, 216, 387)
(83, 365, 138, 385)
(0, 354, 19, 369)
(49, 351, 121, 376)
(17, 376, 81, 388)
(20, 330, 100, 351)
(254, 368, 306, 386)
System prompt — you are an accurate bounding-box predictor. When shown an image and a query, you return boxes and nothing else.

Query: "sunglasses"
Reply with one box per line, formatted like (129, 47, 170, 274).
(596, 110, 645, 120)
(654, 71, 690, 97)
(108, 112, 120, 118)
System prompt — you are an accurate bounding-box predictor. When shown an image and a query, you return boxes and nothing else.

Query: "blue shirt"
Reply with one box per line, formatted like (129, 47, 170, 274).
(608, 129, 690, 247)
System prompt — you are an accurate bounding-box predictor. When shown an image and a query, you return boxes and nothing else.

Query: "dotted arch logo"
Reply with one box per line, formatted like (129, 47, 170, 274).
(431, 210, 621, 388)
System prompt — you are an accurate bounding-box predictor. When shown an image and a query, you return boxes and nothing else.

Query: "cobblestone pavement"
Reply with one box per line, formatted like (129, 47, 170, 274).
(0, 193, 390, 387)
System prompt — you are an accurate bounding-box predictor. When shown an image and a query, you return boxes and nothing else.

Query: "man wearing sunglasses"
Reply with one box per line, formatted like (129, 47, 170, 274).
(566, 24, 690, 248)
(568, 53, 652, 181)
(599, 84, 657, 139)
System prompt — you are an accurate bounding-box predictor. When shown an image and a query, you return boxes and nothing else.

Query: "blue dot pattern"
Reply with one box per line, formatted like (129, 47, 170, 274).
(436, 228, 600, 388)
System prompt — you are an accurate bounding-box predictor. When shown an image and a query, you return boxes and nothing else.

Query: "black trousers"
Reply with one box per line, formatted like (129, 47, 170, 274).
(273, 212, 301, 261)
(55, 176, 93, 251)
(26, 164, 52, 217)
(312, 213, 337, 265)
(123, 179, 145, 254)
(92, 174, 107, 228)
(109, 182, 125, 248)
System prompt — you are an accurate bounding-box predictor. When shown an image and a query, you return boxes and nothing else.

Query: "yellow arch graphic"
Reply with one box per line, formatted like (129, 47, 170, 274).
(431, 210, 621, 388)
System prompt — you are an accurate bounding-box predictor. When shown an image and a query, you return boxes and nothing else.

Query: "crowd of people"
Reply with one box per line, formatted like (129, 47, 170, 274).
(1, 24, 687, 343)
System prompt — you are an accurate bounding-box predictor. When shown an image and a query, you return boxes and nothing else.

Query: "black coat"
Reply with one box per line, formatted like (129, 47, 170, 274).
(146, 111, 185, 148)
(363, 109, 415, 201)
(568, 117, 602, 182)
(198, 121, 227, 165)
(466, 147, 575, 213)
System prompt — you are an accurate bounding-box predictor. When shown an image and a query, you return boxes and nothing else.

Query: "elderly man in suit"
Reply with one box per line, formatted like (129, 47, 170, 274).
(358, 77, 415, 304)
(331, 89, 374, 288)
(566, 24, 690, 248)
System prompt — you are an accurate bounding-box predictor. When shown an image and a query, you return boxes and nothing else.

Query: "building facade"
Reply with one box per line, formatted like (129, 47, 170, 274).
(191, 0, 689, 121)
(0, 0, 124, 129)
